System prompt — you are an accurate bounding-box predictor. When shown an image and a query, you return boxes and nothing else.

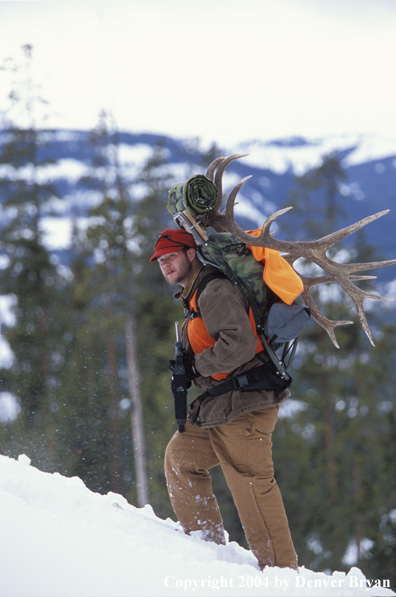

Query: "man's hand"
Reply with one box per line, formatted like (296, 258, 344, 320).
(182, 350, 200, 381)
(169, 350, 199, 383)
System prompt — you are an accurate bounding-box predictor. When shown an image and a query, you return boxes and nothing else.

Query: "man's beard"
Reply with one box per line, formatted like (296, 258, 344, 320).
(175, 260, 194, 284)
(166, 254, 193, 285)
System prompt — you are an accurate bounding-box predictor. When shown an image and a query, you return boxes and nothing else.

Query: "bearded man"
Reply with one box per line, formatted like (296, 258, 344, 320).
(150, 228, 298, 571)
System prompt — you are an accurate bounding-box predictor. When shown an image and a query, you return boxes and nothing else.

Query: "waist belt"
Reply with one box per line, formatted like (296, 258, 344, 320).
(206, 362, 292, 397)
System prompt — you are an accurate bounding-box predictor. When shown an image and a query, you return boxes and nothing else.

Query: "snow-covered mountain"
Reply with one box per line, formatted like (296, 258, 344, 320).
(3, 129, 393, 273)
(0, 454, 394, 597)
(1, 129, 395, 267)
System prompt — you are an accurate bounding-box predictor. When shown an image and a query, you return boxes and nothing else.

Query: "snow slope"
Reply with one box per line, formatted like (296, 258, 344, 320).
(0, 455, 394, 597)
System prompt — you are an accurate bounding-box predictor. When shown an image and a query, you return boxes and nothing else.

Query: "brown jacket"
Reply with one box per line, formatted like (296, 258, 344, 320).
(177, 262, 290, 428)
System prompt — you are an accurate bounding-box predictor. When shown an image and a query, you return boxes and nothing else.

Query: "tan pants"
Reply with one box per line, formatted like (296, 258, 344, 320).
(164, 407, 297, 570)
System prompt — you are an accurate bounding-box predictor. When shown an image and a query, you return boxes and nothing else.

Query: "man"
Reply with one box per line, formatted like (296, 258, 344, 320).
(150, 227, 298, 571)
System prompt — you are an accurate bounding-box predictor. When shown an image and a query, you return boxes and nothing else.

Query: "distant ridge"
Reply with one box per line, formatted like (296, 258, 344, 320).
(1, 129, 395, 281)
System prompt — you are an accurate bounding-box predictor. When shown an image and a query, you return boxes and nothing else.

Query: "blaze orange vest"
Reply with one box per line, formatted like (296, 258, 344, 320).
(186, 282, 264, 381)
(247, 229, 304, 306)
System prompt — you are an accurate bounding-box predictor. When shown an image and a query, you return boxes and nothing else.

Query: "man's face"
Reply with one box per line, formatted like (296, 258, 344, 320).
(158, 249, 195, 287)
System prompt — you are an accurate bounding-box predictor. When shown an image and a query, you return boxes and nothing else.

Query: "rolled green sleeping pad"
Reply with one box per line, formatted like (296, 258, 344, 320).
(167, 175, 219, 217)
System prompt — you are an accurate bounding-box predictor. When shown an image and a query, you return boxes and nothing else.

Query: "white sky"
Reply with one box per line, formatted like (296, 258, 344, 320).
(0, 0, 396, 148)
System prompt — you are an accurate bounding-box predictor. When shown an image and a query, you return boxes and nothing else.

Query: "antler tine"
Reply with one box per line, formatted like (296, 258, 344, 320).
(225, 186, 293, 246)
(300, 285, 353, 349)
(332, 269, 394, 346)
(254, 207, 295, 246)
(355, 298, 375, 346)
(206, 156, 227, 181)
(214, 153, 249, 210)
(314, 209, 389, 248)
(223, 174, 252, 214)
(204, 156, 228, 215)
(203, 173, 251, 232)
(337, 258, 396, 276)
(311, 209, 391, 250)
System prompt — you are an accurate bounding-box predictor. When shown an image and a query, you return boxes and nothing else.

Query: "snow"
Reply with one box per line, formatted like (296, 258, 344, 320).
(237, 134, 396, 175)
(0, 334, 14, 370)
(41, 217, 73, 250)
(0, 454, 394, 597)
(0, 294, 16, 370)
(0, 392, 20, 423)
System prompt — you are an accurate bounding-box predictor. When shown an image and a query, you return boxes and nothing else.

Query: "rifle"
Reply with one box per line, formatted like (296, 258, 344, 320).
(169, 322, 188, 433)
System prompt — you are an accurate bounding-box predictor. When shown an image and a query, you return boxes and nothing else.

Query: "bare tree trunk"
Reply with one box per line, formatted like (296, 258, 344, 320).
(107, 336, 124, 494)
(352, 338, 364, 563)
(125, 318, 149, 506)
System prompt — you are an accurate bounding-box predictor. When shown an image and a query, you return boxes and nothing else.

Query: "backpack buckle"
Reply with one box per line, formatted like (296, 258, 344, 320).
(232, 374, 250, 390)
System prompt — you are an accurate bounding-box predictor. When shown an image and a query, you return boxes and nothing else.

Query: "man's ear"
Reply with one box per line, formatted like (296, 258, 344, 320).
(187, 248, 197, 263)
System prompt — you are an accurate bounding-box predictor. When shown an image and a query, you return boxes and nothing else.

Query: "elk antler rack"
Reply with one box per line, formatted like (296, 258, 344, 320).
(198, 154, 396, 348)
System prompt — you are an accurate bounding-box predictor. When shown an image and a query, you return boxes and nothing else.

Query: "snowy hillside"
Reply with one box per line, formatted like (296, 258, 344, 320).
(0, 454, 394, 597)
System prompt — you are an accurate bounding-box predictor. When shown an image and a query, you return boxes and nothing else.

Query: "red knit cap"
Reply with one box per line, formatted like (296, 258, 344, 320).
(150, 229, 197, 262)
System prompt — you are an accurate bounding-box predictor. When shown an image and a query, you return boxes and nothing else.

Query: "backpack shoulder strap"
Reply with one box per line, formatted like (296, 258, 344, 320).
(185, 271, 225, 319)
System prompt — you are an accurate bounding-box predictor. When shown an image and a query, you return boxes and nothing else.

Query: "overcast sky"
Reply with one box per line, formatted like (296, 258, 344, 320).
(1, 0, 396, 148)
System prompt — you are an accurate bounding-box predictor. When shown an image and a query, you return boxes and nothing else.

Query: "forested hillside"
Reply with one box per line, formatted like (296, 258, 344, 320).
(0, 45, 395, 588)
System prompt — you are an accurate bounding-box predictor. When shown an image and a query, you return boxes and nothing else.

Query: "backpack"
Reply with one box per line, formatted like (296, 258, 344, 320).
(194, 231, 311, 384)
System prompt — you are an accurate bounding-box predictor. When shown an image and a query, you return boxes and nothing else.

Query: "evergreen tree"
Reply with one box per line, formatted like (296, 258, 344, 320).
(274, 154, 396, 580)
(61, 123, 182, 518)
(0, 44, 67, 466)
(285, 151, 348, 239)
(58, 112, 136, 494)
